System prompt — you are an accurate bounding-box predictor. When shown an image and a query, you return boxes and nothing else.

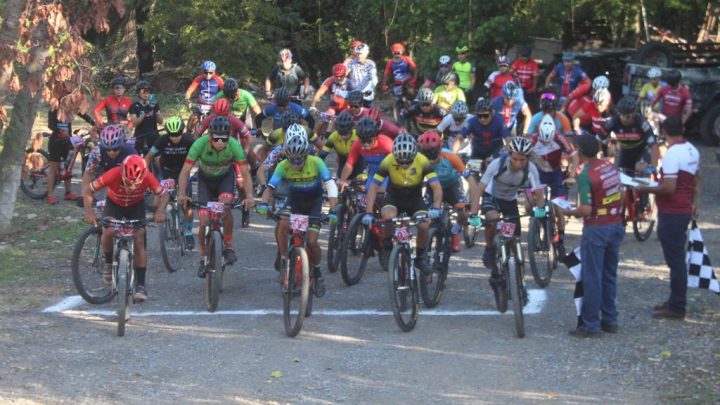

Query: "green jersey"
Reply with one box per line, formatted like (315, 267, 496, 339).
(215, 89, 257, 116)
(186, 135, 246, 178)
(452, 61, 475, 90)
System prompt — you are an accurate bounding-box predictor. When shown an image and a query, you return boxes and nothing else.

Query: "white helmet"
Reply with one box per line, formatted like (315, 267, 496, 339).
(438, 55, 451, 65)
(647, 67, 662, 79)
(354, 43, 369, 57)
(592, 75, 609, 90)
(593, 87, 611, 104)
(508, 136, 534, 156)
(538, 115, 556, 143)
(284, 125, 309, 159)
(392, 132, 418, 164)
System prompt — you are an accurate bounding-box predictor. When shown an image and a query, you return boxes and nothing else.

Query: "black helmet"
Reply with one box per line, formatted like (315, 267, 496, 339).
(616, 97, 637, 115)
(135, 80, 151, 92)
(335, 110, 354, 135)
(223, 78, 239, 96)
(110, 76, 126, 86)
(474, 97, 493, 114)
(356, 117, 378, 141)
(347, 90, 364, 106)
(666, 69, 681, 86)
(210, 116, 230, 135)
(439, 71, 458, 84)
(275, 87, 291, 105)
(280, 109, 300, 131)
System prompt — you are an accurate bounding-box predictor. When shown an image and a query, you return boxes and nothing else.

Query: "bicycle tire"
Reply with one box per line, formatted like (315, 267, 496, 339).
(340, 213, 370, 286)
(507, 257, 525, 338)
(388, 244, 419, 332)
(284, 247, 310, 337)
(20, 149, 50, 199)
(493, 243, 509, 314)
(420, 227, 448, 308)
(527, 217, 553, 288)
(463, 223, 479, 248)
(633, 194, 656, 242)
(327, 203, 346, 273)
(116, 249, 131, 337)
(159, 206, 183, 273)
(305, 280, 314, 318)
(204, 230, 223, 312)
(71, 226, 113, 304)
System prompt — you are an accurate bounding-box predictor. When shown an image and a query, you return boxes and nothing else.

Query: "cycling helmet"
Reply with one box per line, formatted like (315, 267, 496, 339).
(332, 63, 347, 78)
(335, 111, 354, 135)
(508, 136, 534, 156)
(223, 78, 239, 95)
(210, 116, 230, 135)
(438, 55, 451, 65)
(350, 40, 363, 50)
(280, 109, 300, 130)
(110, 76, 126, 86)
(474, 97, 493, 113)
(496, 55, 511, 67)
(283, 125, 309, 158)
(562, 51, 575, 61)
(368, 107, 382, 125)
(439, 71, 458, 84)
(502, 81, 519, 99)
(539, 92, 556, 111)
(593, 87, 611, 104)
(456, 45, 469, 54)
(418, 130, 442, 150)
(416, 87, 435, 104)
(647, 67, 662, 79)
(592, 75, 610, 90)
(275, 87, 291, 105)
(164, 116, 185, 135)
(347, 90, 364, 106)
(99, 125, 124, 149)
(213, 98, 231, 116)
(538, 115, 556, 143)
(518, 45, 532, 58)
(392, 132, 418, 164)
(121, 155, 147, 186)
(666, 69, 681, 86)
(135, 80, 151, 93)
(391, 43, 405, 54)
(201, 60, 216, 72)
(356, 117, 378, 142)
(278, 49, 292, 62)
(450, 100, 468, 120)
(616, 97, 637, 115)
(354, 43, 369, 56)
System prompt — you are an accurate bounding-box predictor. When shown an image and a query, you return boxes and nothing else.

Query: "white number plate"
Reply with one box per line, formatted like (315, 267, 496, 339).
(497, 221, 516, 238)
(199, 104, 212, 114)
(290, 214, 309, 232)
(467, 159, 482, 171)
(207, 201, 224, 213)
(395, 226, 410, 242)
(357, 193, 367, 207)
(160, 179, 176, 190)
(70, 136, 84, 148)
(96, 199, 106, 209)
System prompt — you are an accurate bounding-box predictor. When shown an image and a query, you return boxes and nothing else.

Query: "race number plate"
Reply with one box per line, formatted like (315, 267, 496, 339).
(290, 214, 309, 232)
(395, 226, 411, 243)
(199, 104, 212, 114)
(160, 179, 175, 191)
(96, 199, 106, 210)
(357, 193, 367, 207)
(497, 221, 516, 238)
(207, 201, 224, 213)
(117, 225, 135, 237)
(393, 85, 404, 96)
(467, 159, 482, 172)
(69, 136, 85, 148)
(319, 112, 334, 122)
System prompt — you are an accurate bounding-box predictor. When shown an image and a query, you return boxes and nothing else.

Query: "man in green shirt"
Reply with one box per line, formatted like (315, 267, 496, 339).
(215, 78, 262, 123)
(453, 45, 476, 102)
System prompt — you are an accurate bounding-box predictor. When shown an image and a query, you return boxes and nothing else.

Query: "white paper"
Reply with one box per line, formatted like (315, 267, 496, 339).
(551, 198, 574, 210)
(620, 172, 658, 187)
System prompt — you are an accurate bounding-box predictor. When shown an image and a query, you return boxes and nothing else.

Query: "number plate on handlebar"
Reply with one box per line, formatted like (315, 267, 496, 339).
(356, 193, 368, 207)
(497, 221, 516, 238)
(207, 201, 224, 213)
(290, 214, 309, 232)
(160, 179, 176, 191)
(199, 104, 212, 114)
(69, 136, 85, 148)
(117, 225, 135, 237)
(395, 226, 411, 243)
(96, 199, 106, 210)
(467, 159, 482, 172)
(393, 85, 404, 96)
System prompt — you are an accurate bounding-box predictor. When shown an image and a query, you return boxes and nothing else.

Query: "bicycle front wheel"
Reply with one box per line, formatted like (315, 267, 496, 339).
(493, 244, 509, 314)
(463, 223, 479, 248)
(633, 193, 656, 242)
(20, 149, 50, 199)
(204, 230, 223, 312)
(116, 249, 131, 337)
(420, 227, 448, 308)
(159, 207, 183, 273)
(507, 257, 525, 338)
(388, 244, 419, 332)
(527, 217, 554, 288)
(284, 247, 310, 337)
(326, 203, 346, 273)
(71, 226, 113, 304)
(340, 213, 370, 286)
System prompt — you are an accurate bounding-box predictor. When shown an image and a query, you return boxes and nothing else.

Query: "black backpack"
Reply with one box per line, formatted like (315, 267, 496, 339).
(493, 154, 529, 187)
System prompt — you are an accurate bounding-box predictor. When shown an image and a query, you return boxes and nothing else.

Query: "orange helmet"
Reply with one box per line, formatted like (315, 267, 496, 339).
(122, 155, 147, 186)
(391, 43, 405, 54)
(332, 63, 347, 78)
(213, 98, 230, 116)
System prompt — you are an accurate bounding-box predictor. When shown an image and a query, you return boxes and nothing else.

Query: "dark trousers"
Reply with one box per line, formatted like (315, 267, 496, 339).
(657, 212, 692, 313)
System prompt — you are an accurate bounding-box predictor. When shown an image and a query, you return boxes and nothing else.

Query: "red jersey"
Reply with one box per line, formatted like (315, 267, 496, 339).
(345, 135, 393, 172)
(656, 141, 699, 215)
(567, 95, 592, 126)
(577, 158, 622, 226)
(582, 102, 610, 135)
(93, 96, 133, 126)
(91, 166, 163, 207)
(510, 59, 539, 93)
(485, 71, 517, 99)
(653, 85, 692, 118)
(529, 133, 575, 171)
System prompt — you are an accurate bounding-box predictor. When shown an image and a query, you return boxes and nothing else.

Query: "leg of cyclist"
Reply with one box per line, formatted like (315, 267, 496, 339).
(46, 162, 60, 204)
(276, 217, 290, 277)
(380, 204, 397, 251)
(132, 227, 148, 301)
(219, 191, 236, 264)
(480, 193, 500, 270)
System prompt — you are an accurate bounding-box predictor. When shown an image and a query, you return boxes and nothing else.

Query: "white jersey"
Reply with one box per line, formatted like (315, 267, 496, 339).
(480, 156, 541, 201)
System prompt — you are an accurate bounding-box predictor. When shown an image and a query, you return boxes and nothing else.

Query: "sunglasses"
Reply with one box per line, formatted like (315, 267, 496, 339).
(211, 136, 228, 143)
(421, 103, 432, 107)
(349, 104, 361, 109)
(108, 147, 121, 152)
(278, 103, 288, 108)
(361, 139, 375, 145)
(440, 64, 450, 68)
(113, 85, 124, 90)
(204, 71, 215, 75)
(392, 52, 402, 56)
(169, 132, 183, 137)
(477, 113, 491, 119)
(138, 89, 150, 94)
(290, 157, 306, 166)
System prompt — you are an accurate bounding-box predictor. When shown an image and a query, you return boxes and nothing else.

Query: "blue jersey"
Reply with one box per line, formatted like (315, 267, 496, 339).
(461, 114, 508, 159)
(491, 96, 526, 130)
(269, 155, 331, 196)
(550, 64, 587, 98)
(263, 102, 309, 130)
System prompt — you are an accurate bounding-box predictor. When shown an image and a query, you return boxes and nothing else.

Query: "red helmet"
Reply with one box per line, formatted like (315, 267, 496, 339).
(391, 43, 405, 54)
(418, 131, 442, 150)
(368, 107, 382, 125)
(213, 98, 230, 116)
(122, 155, 147, 186)
(350, 40, 363, 50)
(332, 63, 347, 78)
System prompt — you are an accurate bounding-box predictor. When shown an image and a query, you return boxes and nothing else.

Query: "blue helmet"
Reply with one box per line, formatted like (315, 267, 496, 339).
(201, 60, 216, 72)
(502, 81, 520, 99)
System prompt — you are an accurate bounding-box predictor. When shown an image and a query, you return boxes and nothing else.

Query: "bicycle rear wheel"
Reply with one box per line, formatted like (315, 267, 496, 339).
(327, 203, 346, 273)
(633, 193, 656, 242)
(527, 217, 554, 287)
(507, 257, 525, 338)
(204, 230, 223, 312)
(284, 247, 310, 337)
(71, 226, 113, 304)
(340, 213, 371, 286)
(159, 207, 183, 273)
(20, 149, 50, 199)
(420, 227, 448, 308)
(388, 244, 419, 332)
(116, 249, 131, 337)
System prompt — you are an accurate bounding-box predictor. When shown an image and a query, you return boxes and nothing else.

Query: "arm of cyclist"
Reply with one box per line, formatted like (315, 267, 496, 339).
(520, 103, 532, 134)
(177, 161, 194, 208)
(92, 98, 108, 127)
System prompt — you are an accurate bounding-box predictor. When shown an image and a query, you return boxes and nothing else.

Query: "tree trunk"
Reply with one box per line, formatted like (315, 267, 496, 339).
(0, 0, 28, 109)
(135, 0, 154, 75)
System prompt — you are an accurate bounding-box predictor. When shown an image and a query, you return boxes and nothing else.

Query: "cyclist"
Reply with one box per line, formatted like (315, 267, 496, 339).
(257, 125, 338, 297)
(215, 77, 262, 122)
(347, 43, 378, 107)
(265, 48, 311, 104)
(467, 137, 545, 286)
(82, 155, 169, 302)
(82, 125, 138, 191)
(652, 69, 692, 125)
(262, 109, 321, 160)
(184, 60, 224, 133)
(528, 116, 579, 255)
(604, 97, 658, 176)
(453, 45, 476, 101)
(144, 116, 196, 249)
(637, 68, 663, 111)
(177, 116, 255, 277)
(437, 100, 471, 153)
(195, 98, 252, 143)
(433, 71, 466, 111)
(93, 76, 133, 128)
(567, 75, 609, 124)
(319, 111, 362, 179)
(406, 87, 447, 135)
(380, 43, 418, 100)
(418, 130, 467, 252)
(510, 45, 540, 111)
(422, 55, 453, 89)
(309, 63, 352, 137)
(346, 90, 401, 139)
(337, 117, 394, 191)
(364, 133, 442, 275)
(527, 93, 571, 134)
(491, 82, 531, 135)
(483, 55, 519, 100)
(129, 80, 162, 155)
(46, 108, 96, 205)
(573, 87, 612, 136)
(344, 39, 364, 65)
(254, 87, 315, 133)
(544, 51, 591, 111)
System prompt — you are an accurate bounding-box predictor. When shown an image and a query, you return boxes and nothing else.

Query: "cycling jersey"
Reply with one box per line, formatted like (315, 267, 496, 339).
(549, 64, 588, 97)
(567, 95, 592, 126)
(433, 86, 466, 110)
(266, 125, 317, 147)
(372, 153, 438, 200)
(345, 134, 393, 186)
(527, 112, 571, 134)
(510, 59, 539, 93)
(267, 64, 307, 97)
(348, 107, 400, 138)
(129, 101, 160, 136)
(187, 74, 225, 104)
(93, 95, 133, 126)
(604, 114, 656, 150)
(347, 59, 378, 101)
(480, 156, 541, 201)
(215, 89, 257, 117)
(428, 150, 464, 188)
(319, 76, 352, 101)
(491, 96, 527, 130)
(529, 133, 575, 172)
(384, 56, 416, 84)
(85, 143, 137, 177)
(461, 114, 508, 159)
(48, 109, 95, 137)
(581, 102, 611, 135)
(656, 141, 699, 215)
(196, 113, 251, 147)
(150, 134, 195, 174)
(406, 103, 446, 133)
(321, 130, 358, 159)
(653, 85, 692, 118)
(484, 71, 518, 99)
(452, 61, 475, 91)
(262, 102, 311, 130)
(577, 158, 622, 226)
(185, 135, 246, 178)
(91, 165, 163, 207)
(638, 82, 662, 109)
(437, 115, 471, 139)
(268, 155, 332, 196)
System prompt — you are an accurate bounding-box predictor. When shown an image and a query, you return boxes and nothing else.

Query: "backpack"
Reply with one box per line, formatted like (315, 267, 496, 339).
(493, 154, 529, 187)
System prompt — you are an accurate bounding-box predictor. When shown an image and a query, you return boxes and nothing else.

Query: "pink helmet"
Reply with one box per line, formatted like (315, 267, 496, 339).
(418, 130, 442, 150)
(99, 125, 124, 149)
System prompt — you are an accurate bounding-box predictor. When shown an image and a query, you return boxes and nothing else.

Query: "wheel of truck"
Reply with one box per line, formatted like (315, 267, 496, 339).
(700, 103, 720, 146)
(633, 42, 673, 68)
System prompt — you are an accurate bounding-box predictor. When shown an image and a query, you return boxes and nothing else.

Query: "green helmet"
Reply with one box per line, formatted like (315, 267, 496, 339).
(165, 116, 185, 134)
(455, 45, 469, 54)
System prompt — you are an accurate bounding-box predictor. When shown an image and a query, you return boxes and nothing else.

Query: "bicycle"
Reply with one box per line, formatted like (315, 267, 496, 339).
(621, 169, 657, 241)
(526, 188, 560, 288)
(71, 200, 112, 305)
(186, 101, 213, 135)
(386, 213, 429, 332)
(158, 179, 187, 273)
(421, 204, 454, 308)
(339, 197, 389, 286)
(462, 157, 491, 248)
(326, 178, 363, 273)
(20, 131, 88, 199)
(387, 82, 413, 127)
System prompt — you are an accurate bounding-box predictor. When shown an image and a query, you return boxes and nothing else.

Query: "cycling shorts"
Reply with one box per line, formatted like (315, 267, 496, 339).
(383, 191, 427, 217)
(617, 146, 651, 173)
(102, 197, 146, 222)
(538, 169, 568, 198)
(427, 182, 466, 209)
(480, 192, 521, 237)
(48, 134, 72, 163)
(280, 193, 324, 232)
(197, 170, 234, 205)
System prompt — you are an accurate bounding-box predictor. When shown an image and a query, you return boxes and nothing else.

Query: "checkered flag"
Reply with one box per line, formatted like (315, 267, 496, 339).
(562, 247, 584, 327)
(686, 220, 720, 294)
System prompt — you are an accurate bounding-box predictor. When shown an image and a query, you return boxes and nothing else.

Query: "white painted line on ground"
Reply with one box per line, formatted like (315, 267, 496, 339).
(44, 289, 546, 317)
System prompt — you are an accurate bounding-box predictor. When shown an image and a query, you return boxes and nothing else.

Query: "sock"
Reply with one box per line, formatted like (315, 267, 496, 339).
(104, 251, 113, 265)
(135, 267, 146, 286)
